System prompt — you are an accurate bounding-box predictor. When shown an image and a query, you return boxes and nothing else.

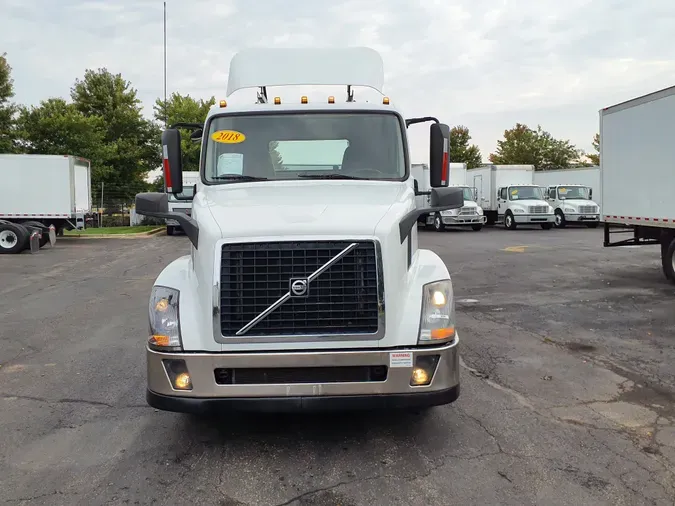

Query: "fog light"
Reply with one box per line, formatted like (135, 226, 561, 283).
(410, 355, 440, 386)
(411, 368, 430, 385)
(163, 359, 192, 391)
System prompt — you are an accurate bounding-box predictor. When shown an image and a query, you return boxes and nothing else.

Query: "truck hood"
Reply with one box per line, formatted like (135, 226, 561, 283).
(201, 181, 404, 238)
(561, 199, 598, 207)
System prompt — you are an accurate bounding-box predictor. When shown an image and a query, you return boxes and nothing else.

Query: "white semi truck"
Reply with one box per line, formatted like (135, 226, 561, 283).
(0, 154, 90, 253)
(412, 162, 486, 231)
(134, 47, 465, 414)
(467, 164, 554, 229)
(600, 85, 675, 284)
(166, 171, 200, 235)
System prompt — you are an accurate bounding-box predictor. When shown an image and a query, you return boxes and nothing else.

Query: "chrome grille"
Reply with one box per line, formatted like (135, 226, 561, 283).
(219, 241, 380, 336)
(459, 206, 477, 215)
(528, 206, 548, 214)
(578, 205, 597, 214)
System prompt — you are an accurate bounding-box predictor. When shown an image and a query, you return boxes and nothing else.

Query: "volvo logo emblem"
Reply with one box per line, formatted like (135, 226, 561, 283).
(289, 278, 309, 297)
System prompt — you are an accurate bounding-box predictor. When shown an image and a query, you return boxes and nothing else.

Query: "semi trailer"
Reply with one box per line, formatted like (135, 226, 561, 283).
(0, 154, 90, 253)
(135, 47, 465, 414)
(600, 85, 675, 284)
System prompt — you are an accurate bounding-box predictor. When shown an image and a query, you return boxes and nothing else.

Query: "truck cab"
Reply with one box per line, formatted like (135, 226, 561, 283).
(166, 172, 199, 236)
(429, 185, 486, 232)
(544, 184, 600, 228)
(134, 47, 466, 414)
(497, 184, 554, 230)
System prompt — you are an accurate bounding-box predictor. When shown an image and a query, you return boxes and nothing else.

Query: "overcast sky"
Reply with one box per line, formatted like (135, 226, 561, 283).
(2, 0, 674, 163)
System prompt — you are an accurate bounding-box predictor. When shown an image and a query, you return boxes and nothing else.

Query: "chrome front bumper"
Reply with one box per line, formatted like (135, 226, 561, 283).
(567, 213, 600, 222)
(442, 215, 487, 225)
(146, 338, 460, 413)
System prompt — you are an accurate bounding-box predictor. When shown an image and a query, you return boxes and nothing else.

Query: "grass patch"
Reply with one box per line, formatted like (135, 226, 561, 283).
(64, 226, 160, 236)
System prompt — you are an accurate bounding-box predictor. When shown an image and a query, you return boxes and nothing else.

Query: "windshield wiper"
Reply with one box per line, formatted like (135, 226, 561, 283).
(211, 174, 268, 181)
(296, 173, 366, 180)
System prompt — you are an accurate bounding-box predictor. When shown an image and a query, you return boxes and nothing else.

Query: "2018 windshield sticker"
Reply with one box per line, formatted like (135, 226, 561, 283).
(511, 189, 518, 195)
(559, 187, 567, 194)
(211, 130, 246, 144)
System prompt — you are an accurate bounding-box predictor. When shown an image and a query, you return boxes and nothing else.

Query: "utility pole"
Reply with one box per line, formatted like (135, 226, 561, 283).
(163, 1, 167, 128)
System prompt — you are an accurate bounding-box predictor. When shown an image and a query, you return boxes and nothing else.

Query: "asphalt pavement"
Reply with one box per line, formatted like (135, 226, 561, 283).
(0, 226, 673, 505)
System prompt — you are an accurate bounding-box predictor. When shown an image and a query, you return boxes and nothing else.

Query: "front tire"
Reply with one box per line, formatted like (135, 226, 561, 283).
(471, 224, 483, 231)
(433, 213, 444, 232)
(504, 212, 517, 230)
(554, 210, 566, 228)
(586, 222, 599, 229)
(541, 222, 553, 230)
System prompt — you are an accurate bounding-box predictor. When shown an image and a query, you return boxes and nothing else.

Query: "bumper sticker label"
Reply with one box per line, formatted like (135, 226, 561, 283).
(390, 351, 413, 368)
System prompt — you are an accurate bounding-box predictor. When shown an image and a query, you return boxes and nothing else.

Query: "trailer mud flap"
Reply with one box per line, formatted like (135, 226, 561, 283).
(48, 225, 56, 247)
(29, 231, 40, 253)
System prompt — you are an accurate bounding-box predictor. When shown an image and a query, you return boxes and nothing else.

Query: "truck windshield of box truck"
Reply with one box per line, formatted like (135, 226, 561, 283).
(204, 112, 405, 182)
(558, 186, 591, 200)
(509, 186, 545, 200)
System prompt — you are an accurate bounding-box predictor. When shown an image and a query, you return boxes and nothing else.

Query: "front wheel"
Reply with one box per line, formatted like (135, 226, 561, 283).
(504, 212, 517, 230)
(433, 214, 444, 232)
(586, 222, 599, 229)
(541, 222, 553, 230)
(471, 224, 483, 231)
(554, 210, 566, 228)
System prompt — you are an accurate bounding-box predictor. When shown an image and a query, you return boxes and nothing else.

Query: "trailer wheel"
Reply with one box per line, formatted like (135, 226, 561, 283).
(0, 222, 29, 254)
(21, 221, 50, 248)
(554, 210, 566, 228)
(662, 238, 675, 282)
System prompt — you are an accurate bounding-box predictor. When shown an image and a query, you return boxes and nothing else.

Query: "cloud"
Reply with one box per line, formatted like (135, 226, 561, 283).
(2, 0, 674, 160)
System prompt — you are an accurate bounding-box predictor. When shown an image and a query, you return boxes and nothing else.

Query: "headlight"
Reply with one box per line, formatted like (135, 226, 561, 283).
(564, 207, 575, 213)
(440, 209, 457, 216)
(148, 286, 182, 351)
(548, 205, 554, 213)
(418, 280, 456, 345)
(512, 208, 525, 213)
(477, 207, 484, 215)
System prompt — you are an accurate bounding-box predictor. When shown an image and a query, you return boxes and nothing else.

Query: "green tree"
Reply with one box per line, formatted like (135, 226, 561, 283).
(153, 92, 215, 173)
(0, 53, 18, 153)
(71, 68, 160, 204)
(587, 132, 600, 165)
(449, 125, 482, 168)
(489, 123, 581, 170)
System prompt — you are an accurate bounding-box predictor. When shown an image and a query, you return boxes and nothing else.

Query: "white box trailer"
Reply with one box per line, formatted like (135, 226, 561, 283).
(534, 166, 601, 215)
(600, 85, 675, 283)
(466, 164, 554, 228)
(0, 154, 92, 254)
(448, 162, 466, 186)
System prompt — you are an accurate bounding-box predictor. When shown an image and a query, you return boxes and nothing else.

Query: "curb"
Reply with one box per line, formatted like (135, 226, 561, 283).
(61, 227, 166, 239)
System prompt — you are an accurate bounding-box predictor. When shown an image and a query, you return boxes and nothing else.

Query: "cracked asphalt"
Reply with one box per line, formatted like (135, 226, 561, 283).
(0, 226, 674, 505)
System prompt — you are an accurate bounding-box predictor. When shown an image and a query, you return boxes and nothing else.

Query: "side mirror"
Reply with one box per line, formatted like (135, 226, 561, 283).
(472, 188, 478, 201)
(162, 128, 184, 194)
(429, 187, 464, 209)
(135, 192, 169, 215)
(589, 189, 593, 199)
(413, 179, 419, 194)
(429, 122, 450, 187)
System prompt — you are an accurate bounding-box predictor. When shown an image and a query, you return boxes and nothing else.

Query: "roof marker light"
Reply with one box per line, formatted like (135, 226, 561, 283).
(383, 97, 390, 105)
(328, 96, 335, 103)
(301, 96, 308, 104)
(274, 96, 281, 104)
(219, 100, 227, 108)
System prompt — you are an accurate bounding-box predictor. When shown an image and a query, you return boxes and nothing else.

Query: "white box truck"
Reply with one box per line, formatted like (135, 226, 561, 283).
(0, 154, 91, 254)
(166, 171, 200, 235)
(601, 85, 675, 284)
(412, 162, 486, 231)
(467, 164, 554, 229)
(134, 47, 467, 414)
(534, 167, 601, 228)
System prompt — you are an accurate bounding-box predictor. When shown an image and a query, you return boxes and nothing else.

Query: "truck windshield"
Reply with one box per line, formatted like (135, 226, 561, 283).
(168, 186, 195, 201)
(558, 186, 590, 200)
(460, 187, 474, 201)
(509, 186, 544, 200)
(203, 112, 406, 183)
